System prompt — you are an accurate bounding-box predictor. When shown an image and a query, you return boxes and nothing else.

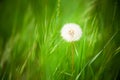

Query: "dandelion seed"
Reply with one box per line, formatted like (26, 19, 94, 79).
(61, 23, 82, 42)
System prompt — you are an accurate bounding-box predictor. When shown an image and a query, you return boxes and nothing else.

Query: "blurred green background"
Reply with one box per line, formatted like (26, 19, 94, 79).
(0, 0, 120, 80)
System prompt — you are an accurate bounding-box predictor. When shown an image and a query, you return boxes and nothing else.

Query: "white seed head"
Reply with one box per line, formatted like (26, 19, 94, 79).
(61, 23, 82, 42)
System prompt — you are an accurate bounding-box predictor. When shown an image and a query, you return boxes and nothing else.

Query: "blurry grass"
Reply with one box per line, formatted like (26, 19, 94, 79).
(0, 0, 120, 80)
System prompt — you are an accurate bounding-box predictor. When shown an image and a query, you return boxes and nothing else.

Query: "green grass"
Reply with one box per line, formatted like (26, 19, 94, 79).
(0, 0, 120, 80)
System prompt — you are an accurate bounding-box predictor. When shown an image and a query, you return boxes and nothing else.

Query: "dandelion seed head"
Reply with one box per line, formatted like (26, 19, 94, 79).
(61, 23, 82, 42)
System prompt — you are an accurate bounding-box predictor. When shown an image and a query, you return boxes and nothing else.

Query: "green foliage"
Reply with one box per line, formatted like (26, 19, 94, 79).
(0, 0, 120, 80)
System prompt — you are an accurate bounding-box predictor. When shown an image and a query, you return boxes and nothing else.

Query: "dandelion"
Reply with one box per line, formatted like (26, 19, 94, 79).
(61, 23, 82, 42)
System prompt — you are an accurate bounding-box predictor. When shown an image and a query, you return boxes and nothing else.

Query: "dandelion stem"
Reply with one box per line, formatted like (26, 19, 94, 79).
(71, 42, 74, 73)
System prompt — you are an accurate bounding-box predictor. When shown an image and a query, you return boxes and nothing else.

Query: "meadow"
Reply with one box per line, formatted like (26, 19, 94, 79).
(0, 0, 120, 80)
